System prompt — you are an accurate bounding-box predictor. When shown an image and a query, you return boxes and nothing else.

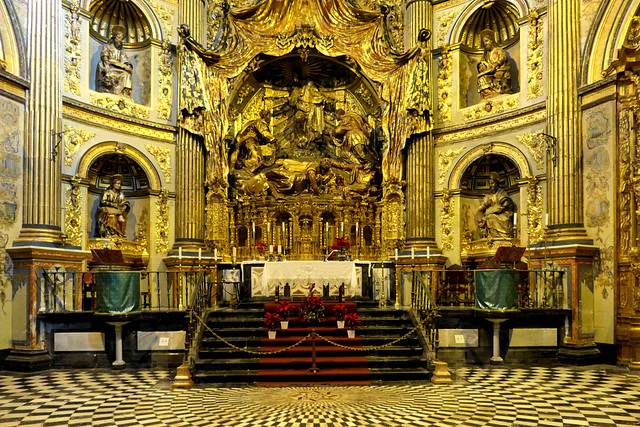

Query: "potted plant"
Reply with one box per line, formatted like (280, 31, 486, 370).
(276, 300, 295, 329)
(330, 237, 353, 260)
(333, 303, 348, 328)
(344, 312, 360, 338)
(264, 312, 280, 339)
(302, 285, 325, 323)
(256, 241, 267, 259)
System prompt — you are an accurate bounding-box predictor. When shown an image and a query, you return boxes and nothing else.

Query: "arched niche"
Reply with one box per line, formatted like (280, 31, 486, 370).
(452, 0, 523, 107)
(0, 0, 26, 76)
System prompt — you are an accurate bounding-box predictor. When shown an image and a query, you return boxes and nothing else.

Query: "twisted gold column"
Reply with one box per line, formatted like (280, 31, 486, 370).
(175, 0, 206, 251)
(15, 0, 63, 245)
(545, 0, 589, 241)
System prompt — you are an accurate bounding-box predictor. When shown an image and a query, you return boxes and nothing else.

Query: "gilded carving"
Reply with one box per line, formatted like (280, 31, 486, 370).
(620, 271, 629, 308)
(136, 208, 149, 256)
(437, 146, 465, 184)
(276, 24, 335, 52)
(158, 39, 174, 120)
(90, 93, 150, 119)
(460, 204, 471, 255)
(437, 8, 462, 46)
(381, 183, 405, 252)
(145, 144, 172, 184)
(440, 189, 454, 251)
(436, 110, 546, 144)
(155, 188, 169, 253)
(619, 110, 632, 252)
(64, 2, 82, 96)
(206, 189, 230, 250)
(148, 0, 174, 38)
(461, 93, 519, 121)
(63, 175, 83, 247)
(0, 59, 6, 70)
(437, 46, 453, 123)
(516, 132, 544, 169)
(527, 10, 544, 99)
(63, 125, 95, 166)
(526, 176, 543, 244)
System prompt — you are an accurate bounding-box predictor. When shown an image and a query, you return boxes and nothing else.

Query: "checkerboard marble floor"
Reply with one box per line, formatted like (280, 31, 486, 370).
(1, 365, 639, 426)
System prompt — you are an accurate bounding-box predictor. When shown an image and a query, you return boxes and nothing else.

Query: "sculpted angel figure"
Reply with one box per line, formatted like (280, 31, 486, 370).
(96, 26, 133, 97)
(474, 172, 516, 238)
(230, 109, 277, 174)
(327, 109, 379, 166)
(477, 29, 512, 99)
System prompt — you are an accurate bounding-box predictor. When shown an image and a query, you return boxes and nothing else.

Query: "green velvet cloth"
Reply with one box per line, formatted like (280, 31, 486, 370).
(474, 270, 519, 311)
(95, 272, 141, 314)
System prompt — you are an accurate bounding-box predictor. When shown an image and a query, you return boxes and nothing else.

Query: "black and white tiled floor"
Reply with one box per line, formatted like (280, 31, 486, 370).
(1, 366, 639, 426)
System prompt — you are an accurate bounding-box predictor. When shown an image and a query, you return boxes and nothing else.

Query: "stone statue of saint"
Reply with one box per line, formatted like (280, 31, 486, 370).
(96, 174, 131, 238)
(477, 29, 512, 99)
(96, 26, 133, 97)
(289, 81, 328, 147)
(475, 172, 515, 238)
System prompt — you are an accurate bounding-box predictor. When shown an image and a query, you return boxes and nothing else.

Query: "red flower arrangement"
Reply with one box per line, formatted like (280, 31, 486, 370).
(332, 303, 348, 321)
(276, 301, 296, 321)
(303, 285, 325, 323)
(264, 312, 281, 330)
(256, 241, 267, 255)
(330, 237, 353, 252)
(344, 312, 360, 330)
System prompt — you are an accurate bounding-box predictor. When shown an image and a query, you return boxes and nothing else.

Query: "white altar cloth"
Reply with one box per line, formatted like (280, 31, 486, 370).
(251, 261, 361, 297)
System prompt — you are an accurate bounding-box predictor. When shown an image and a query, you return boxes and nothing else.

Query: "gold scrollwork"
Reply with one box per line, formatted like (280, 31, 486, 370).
(440, 189, 454, 251)
(64, 2, 81, 96)
(516, 132, 544, 170)
(147, 0, 174, 38)
(436, 7, 462, 46)
(155, 188, 169, 253)
(90, 93, 150, 119)
(619, 109, 632, 252)
(460, 204, 471, 255)
(158, 39, 174, 120)
(437, 146, 465, 184)
(526, 176, 543, 244)
(461, 93, 519, 121)
(63, 125, 95, 166)
(206, 189, 230, 251)
(145, 144, 172, 184)
(437, 45, 453, 123)
(63, 175, 83, 247)
(527, 10, 544, 100)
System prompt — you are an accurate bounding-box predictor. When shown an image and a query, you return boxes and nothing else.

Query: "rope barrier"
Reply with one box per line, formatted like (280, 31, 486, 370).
(193, 310, 434, 355)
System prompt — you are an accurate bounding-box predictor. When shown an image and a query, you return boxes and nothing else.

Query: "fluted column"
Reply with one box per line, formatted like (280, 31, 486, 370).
(545, 0, 588, 241)
(175, 0, 206, 250)
(15, 0, 63, 245)
(403, 0, 435, 252)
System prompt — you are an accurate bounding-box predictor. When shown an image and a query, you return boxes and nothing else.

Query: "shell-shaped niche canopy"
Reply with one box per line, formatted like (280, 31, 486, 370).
(89, 0, 152, 43)
(459, 0, 520, 51)
(88, 153, 150, 193)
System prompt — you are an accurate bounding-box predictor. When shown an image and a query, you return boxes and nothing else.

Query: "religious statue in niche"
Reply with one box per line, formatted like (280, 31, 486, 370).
(96, 26, 133, 97)
(95, 174, 131, 238)
(230, 109, 278, 174)
(474, 172, 516, 238)
(477, 29, 512, 99)
(327, 109, 380, 166)
(287, 80, 333, 148)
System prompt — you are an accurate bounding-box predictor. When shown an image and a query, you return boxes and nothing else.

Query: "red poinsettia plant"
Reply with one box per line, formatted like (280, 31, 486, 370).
(256, 241, 267, 255)
(276, 301, 296, 321)
(330, 237, 353, 252)
(344, 312, 360, 330)
(264, 312, 281, 330)
(303, 285, 325, 323)
(332, 303, 348, 321)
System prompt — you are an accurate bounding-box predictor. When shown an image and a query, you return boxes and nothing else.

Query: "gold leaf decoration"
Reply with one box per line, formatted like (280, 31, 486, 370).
(145, 144, 172, 184)
(63, 175, 83, 247)
(440, 189, 454, 251)
(155, 188, 170, 253)
(437, 146, 465, 184)
(64, 126, 96, 166)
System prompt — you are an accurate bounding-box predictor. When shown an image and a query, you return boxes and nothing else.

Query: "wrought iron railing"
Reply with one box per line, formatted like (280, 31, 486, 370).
(36, 268, 236, 313)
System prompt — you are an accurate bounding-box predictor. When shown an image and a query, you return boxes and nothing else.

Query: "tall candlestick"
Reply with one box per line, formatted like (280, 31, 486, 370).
(411, 247, 415, 260)
(395, 248, 398, 260)
(340, 222, 344, 235)
(232, 247, 237, 262)
(267, 222, 270, 236)
(252, 222, 255, 233)
(427, 247, 430, 259)
(513, 212, 517, 226)
(214, 248, 217, 261)
(269, 245, 273, 254)
(281, 222, 285, 247)
(198, 248, 202, 262)
(179, 247, 182, 260)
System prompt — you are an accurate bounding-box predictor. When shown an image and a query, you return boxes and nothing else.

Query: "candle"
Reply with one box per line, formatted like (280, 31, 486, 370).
(278, 245, 282, 254)
(411, 247, 415, 260)
(198, 248, 202, 262)
(267, 222, 270, 235)
(232, 247, 237, 261)
(427, 247, 430, 259)
(179, 247, 182, 260)
(252, 222, 255, 233)
(269, 245, 273, 254)
(355, 221, 359, 234)
(214, 248, 217, 261)
(340, 222, 344, 235)
(395, 248, 398, 260)
(513, 212, 517, 226)
(545, 213, 549, 226)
